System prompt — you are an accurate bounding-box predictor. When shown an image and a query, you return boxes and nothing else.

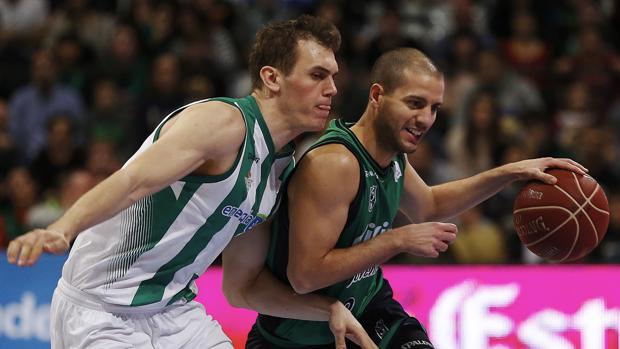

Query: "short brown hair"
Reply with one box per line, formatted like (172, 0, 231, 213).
(249, 15, 341, 90)
(370, 48, 442, 94)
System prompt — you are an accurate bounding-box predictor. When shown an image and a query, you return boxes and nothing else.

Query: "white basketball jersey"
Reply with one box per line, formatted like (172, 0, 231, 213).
(61, 96, 294, 311)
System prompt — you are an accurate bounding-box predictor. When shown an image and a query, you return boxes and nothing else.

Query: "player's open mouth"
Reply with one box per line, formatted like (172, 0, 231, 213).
(406, 127, 423, 137)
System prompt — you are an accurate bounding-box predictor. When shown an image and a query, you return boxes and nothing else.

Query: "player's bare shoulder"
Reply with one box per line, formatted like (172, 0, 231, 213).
(303, 143, 359, 175)
(160, 101, 246, 159)
(292, 143, 360, 199)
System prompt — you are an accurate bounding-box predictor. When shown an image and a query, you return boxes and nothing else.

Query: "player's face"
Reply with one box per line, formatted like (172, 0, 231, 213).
(377, 71, 444, 154)
(280, 39, 338, 132)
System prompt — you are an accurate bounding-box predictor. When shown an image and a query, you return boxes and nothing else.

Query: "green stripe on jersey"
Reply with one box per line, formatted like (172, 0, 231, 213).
(130, 138, 257, 306)
(106, 182, 201, 286)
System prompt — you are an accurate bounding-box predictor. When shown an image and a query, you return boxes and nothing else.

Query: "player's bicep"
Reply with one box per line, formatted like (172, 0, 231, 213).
(287, 147, 359, 268)
(122, 103, 245, 197)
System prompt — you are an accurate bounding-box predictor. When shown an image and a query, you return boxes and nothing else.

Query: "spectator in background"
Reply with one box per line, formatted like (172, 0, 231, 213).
(96, 24, 148, 100)
(554, 26, 620, 116)
(198, 0, 247, 96)
(27, 169, 95, 230)
(458, 49, 544, 122)
(363, 8, 421, 68)
(44, 0, 116, 58)
(439, 29, 483, 103)
(554, 81, 596, 150)
(0, 99, 17, 178)
(29, 114, 85, 197)
(0, 0, 48, 47)
(53, 32, 95, 93)
(1, 167, 38, 244)
(501, 11, 550, 89)
(574, 127, 620, 189)
(142, 1, 176, 55)
(134, 53, 184, 142)
(450, 206, 508, 264)
(172, 5, 211, 77)
(446, 89, 505, 177)
(407, 142, 459, 186)
(8, 49, 85, 163)
(183, 74, 215, 104)
(0, 0, 49, 97)
(88, 78, 134, 160)
(84, 139, 121, 184)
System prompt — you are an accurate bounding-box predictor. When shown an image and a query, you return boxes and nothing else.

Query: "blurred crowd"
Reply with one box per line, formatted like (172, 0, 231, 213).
(0, 0, 619, 264)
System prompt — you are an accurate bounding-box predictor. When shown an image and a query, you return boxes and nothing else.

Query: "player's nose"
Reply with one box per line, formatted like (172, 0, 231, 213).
(324, 76, 337, 96)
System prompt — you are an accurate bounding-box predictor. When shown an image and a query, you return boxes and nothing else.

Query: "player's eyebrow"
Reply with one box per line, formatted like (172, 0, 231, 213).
(310, 66, 338, 76)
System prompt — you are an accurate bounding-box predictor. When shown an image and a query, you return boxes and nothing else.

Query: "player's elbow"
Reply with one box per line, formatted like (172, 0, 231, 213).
(222, 280, 248, 309)
(287, 266, 319, 295)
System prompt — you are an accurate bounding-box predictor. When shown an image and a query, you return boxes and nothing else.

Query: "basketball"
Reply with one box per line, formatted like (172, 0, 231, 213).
(513, 169, 610, 262)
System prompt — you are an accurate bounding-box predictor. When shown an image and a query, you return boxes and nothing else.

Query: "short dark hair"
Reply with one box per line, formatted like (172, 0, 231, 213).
(370, 48, 442, 94)
(248, 15, 341, 90)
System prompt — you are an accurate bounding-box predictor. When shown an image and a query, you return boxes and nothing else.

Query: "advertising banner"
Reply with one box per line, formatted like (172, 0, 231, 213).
(1, 254, 618, 349)
(197, 266, 620, 349)
(0, 253, 64, 349)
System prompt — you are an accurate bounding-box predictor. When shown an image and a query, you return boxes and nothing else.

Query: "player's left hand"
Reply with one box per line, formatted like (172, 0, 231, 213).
(329, 301, 377, 349)
(7, 228, 70, 266)
(506, 157, 588, 185)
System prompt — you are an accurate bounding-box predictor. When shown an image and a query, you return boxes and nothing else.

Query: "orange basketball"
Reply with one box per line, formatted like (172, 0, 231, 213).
(513, 169, 610, 262)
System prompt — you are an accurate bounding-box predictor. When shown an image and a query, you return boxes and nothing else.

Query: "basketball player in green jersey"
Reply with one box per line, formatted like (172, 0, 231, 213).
(7, 16, 375, 349)
(238, 48, 588, 348)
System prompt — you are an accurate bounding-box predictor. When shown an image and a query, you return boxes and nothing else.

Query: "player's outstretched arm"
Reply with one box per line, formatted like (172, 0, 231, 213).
(7, 102, 245, 266)
(221, 222, 377, 349)
(399, 157, 588, 224)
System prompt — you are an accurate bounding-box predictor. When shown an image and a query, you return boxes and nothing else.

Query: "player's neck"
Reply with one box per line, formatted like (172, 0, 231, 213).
(351, 112, 397, 168)
(252, 92, 302, 152)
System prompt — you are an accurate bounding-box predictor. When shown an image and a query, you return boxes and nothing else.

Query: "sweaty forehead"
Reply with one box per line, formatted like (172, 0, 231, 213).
(395, 70, 444, 102)
(293, 39, 338, 73)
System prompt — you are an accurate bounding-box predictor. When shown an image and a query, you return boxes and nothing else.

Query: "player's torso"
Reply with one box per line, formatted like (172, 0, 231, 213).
(62, 96, 294, 310)
(260, 119, 405, 346)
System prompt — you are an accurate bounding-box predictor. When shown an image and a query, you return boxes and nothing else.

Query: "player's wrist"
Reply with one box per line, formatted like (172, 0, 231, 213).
(47, 225, 74, 243)
(385, 228, 406, 254)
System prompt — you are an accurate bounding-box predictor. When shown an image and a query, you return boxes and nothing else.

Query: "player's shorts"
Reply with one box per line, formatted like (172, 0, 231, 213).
(50, 278, 233, 349)
(246, 280, 434, 349)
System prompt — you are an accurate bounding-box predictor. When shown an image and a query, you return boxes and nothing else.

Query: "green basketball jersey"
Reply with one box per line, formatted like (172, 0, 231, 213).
(257, 119, 406, 346)
(61, 96, 295, 312)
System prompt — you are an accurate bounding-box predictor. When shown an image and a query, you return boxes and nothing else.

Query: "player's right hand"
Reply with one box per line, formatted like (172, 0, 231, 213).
(7, 229, 70, 266)
(329, 301, 377, 349)
(395, 222, 458, 257)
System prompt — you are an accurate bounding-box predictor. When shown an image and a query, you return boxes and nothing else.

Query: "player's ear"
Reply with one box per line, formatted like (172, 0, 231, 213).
(259, 66, 281, 93)
(369, 83, 384, 106)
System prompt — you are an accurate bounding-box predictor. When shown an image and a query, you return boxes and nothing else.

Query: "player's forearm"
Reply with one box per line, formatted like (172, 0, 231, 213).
(48, 169, 142, 241)
(427, 165, 516, 221)
(229, 268, 335, 321)
(288, 233, 401, 294)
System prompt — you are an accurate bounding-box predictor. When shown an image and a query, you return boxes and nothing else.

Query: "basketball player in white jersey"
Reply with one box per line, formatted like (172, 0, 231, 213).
(7, 15, 376, 349)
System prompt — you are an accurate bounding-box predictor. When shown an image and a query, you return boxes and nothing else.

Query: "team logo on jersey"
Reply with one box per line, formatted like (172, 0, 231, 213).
(368, 185, 377, 212)
(343, 297, 356, 311)
(352, 221, 390, 245)
(346, 265, 379, 288)
(221, 206, 265, 232)
(374, 318, 389, 339)
(393, 161, 402, 182)
(245, 171, 253, 191)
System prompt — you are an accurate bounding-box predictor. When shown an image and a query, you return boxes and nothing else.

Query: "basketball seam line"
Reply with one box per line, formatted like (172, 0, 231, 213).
(573, 172, 600, 246)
